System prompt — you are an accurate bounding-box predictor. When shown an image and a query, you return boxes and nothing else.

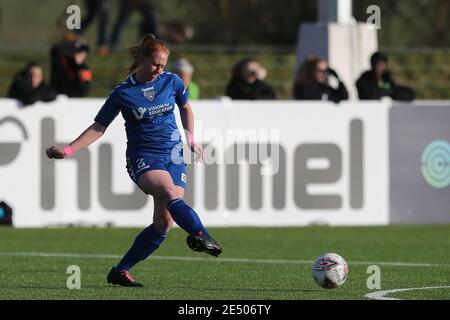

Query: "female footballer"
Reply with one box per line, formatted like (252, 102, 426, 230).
(45, 34, 222, 287)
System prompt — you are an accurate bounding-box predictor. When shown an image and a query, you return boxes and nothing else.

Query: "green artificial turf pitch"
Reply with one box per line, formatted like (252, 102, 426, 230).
(0, 225, 449, 300)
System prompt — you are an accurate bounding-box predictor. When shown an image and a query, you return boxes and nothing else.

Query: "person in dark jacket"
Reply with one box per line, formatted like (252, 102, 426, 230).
(7, 62, 57, 106)
(293, 57, 348, 103)
(109, 0, 159, 51)
(76, 0, 111, 55)
(225, 58, 276, 100)
(50, 33, 92, 97)
(356, 51, 415, 101)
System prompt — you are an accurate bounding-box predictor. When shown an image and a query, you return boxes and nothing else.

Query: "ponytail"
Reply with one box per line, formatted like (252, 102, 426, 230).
(127, 33, 169, 74)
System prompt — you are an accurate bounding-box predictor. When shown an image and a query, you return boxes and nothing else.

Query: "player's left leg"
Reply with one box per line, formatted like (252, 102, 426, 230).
(165, 161, 222, 257)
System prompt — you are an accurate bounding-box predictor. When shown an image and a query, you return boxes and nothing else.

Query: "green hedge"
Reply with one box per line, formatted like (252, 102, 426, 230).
(1, 49, 448, 100)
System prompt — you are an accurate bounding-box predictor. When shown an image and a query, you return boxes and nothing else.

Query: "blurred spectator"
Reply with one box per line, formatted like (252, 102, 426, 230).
(76, 0, 111, 56)
(356, 51, 415, 101)
(293, 57, 348, 103)
(173, 58, 200, 100)
(109, 0, 158, 51)
(50, 33, 92, 97)
(7, 62, 56, 106)
(225, 58, 276, 100)
(159, 21, 194, 44)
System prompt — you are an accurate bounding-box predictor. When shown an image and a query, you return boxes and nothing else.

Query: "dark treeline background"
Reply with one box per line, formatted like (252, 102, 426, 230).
(0, 0, 449, 49)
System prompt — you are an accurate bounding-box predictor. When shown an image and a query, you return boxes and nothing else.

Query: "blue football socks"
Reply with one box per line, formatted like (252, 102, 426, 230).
(116, 199, 209, 271)
(116, 224, 167, 271)
(167, 198, 209, 237)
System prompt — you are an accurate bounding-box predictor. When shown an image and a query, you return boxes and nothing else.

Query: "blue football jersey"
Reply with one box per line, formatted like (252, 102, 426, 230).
(94, 72, 189, 158)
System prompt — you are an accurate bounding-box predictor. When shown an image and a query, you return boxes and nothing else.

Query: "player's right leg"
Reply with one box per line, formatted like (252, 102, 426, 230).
(107, 194, 177, 288)
(107, 164, 175, 287)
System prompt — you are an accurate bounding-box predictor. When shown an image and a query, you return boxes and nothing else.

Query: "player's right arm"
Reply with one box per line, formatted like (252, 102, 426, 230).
(46, 122, 106, 159)
(46, 88, 120, 159)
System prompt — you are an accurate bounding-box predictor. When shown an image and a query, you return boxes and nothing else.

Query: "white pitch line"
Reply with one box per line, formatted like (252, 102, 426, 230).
(0, 252, 122, 259)
(365, 286, 450, 300)
(0, 251, 449, 268)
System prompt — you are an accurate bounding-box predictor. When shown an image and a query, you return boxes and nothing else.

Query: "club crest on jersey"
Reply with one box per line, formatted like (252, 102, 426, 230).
(142, 87, 155, 101)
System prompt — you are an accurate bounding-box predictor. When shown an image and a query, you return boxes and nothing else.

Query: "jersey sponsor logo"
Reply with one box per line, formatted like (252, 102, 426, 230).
(131, 107, 146, 120)
(181, 173, 187, 183)
(142, 87, 155, 101)
(148, 103, 173, 117)
(131, 104, 173, 120)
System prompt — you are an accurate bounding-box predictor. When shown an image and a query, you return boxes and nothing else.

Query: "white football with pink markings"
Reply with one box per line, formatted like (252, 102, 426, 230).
(312, 253, 349, 289)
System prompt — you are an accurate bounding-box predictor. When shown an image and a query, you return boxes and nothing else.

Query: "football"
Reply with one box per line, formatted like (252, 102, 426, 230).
(312, 253, 348, 289)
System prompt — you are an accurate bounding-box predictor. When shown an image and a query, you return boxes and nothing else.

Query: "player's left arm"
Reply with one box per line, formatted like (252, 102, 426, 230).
(174, 73, 203, 161)
(179, 101, 203, 161)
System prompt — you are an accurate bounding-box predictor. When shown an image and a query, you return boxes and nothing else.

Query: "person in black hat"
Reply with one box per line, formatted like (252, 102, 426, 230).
(356, 51, 415, 101)
(50, 32, 93, 97)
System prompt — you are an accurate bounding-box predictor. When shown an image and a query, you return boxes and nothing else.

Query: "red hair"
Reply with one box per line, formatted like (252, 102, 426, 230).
(127, 34, 170, 74)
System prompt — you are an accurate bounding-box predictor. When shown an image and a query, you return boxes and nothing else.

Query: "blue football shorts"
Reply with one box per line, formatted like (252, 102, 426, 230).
(126, 155, 187, 189)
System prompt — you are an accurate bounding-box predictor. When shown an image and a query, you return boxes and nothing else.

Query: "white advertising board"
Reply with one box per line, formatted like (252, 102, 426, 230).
(0, 98, 389, 227)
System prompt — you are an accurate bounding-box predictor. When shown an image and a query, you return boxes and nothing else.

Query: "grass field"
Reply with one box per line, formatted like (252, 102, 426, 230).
(0, 225, 449, 300)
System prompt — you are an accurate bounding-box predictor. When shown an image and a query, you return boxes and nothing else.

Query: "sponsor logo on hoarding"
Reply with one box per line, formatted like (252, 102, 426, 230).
(421, 140, 450, 189)
(1, 117, 365, 212)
